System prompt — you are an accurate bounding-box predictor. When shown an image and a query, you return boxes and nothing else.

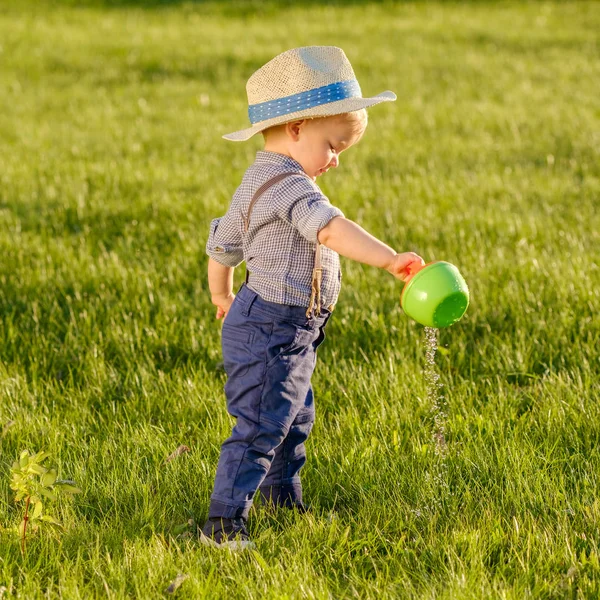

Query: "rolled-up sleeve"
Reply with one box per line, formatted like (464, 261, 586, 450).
(273, 175, 344, 244)
(206, 216, 244, 267)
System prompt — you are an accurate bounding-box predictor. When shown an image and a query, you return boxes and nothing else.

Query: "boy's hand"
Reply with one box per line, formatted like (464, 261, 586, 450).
(387, 252, 425, 282)
(211, 292, 235, 320)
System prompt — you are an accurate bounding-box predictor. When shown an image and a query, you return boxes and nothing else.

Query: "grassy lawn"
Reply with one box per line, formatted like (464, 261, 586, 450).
(0, 0, 599, 597)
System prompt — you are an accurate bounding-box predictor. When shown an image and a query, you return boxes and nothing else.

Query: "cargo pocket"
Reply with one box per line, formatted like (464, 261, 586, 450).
(267, 322, 316, 368)
(221, 325, 255, 377)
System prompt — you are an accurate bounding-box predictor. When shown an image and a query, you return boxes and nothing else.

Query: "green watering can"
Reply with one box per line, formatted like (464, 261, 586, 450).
(400, 261, 470, 328)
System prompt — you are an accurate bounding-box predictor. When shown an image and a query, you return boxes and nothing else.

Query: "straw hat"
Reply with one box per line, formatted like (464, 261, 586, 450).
(223, 46, 396, 142)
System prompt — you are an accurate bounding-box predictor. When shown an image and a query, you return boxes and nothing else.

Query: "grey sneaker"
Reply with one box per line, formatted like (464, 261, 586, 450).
(199, 517, 255, 550)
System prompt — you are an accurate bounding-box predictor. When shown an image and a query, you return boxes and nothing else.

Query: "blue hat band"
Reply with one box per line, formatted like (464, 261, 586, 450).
(248, 80, 362, 125)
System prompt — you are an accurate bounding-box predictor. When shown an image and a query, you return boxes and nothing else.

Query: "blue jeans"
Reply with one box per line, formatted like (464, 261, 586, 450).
(208, 284, 331, 520)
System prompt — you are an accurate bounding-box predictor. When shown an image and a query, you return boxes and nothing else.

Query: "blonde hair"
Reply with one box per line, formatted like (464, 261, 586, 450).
(334, 109, 368, 138)
(262, 109, 368, 141)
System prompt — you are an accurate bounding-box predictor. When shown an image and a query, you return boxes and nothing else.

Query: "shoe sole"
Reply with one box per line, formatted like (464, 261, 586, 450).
(198, 532, 255, 551)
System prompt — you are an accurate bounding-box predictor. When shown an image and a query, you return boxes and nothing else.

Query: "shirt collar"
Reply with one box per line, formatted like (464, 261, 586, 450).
(255, 150, 305, 173)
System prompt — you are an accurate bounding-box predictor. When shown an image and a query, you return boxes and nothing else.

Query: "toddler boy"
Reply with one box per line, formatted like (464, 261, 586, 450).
(202, 46, 424, 549)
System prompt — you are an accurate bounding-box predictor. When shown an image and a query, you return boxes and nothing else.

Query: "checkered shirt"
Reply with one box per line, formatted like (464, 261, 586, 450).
(206, 151, 344, 308)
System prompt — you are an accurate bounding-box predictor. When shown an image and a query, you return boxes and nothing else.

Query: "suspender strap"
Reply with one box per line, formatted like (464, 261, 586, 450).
(244, 172, 295, 284)
(306, 243, 323, 319)
(243, 172, 292, 233)
(243, 171, 329, 318)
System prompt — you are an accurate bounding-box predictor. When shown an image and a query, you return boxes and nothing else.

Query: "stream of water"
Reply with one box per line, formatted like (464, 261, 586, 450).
(424, 326, 447, 456)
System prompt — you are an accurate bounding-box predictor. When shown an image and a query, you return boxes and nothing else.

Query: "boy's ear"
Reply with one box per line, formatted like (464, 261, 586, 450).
(285, 120, 306, 141)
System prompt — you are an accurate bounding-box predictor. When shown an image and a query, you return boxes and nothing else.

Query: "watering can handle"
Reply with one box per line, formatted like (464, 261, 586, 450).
(404, 260, 428, 283)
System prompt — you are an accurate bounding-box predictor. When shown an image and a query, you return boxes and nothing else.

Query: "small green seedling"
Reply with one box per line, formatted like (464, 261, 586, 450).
(9, 450, 82, 554)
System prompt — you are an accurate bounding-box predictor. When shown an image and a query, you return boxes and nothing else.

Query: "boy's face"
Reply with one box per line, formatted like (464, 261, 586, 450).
(288, 115, 365, 181)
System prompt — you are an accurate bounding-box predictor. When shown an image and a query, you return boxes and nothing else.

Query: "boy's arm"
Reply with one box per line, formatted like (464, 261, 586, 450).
(208, 258, 236, 319)
(317, 216, 424, 281)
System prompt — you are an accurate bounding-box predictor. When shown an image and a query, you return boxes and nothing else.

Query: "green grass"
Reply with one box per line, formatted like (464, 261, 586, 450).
(1, 0, 599, 597)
